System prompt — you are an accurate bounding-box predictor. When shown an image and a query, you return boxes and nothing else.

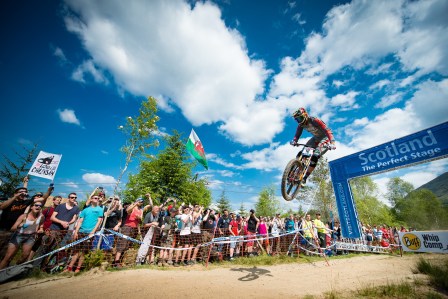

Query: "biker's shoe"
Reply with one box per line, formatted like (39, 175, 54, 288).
(301, 176, 308, 186)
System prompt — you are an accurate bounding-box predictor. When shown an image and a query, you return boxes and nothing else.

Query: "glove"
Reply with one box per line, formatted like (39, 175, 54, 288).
(328, 141, 336, 150)
(290, 140, 298, 146)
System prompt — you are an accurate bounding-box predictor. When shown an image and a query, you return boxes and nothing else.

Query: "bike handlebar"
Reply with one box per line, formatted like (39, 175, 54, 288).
(290, 142, 333, 150)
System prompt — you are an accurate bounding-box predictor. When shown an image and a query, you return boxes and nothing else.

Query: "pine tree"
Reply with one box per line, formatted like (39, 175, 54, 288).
(239, 201, 247, 216)
(216, 191, 232, 213)
(0, 144, 38, 197)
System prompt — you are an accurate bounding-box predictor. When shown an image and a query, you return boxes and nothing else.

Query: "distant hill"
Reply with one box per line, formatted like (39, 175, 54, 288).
(416, 172, 448, 204)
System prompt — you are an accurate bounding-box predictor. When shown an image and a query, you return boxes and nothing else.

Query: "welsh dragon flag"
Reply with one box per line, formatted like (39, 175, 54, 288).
(186, 129, 208, 170)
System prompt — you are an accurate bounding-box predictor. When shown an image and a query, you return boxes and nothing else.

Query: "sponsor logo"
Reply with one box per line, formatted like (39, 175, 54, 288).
(402, 233, 421, 250)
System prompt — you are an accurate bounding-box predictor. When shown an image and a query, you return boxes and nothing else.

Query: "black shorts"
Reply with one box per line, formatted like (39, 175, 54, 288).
(179, 234, 191, 246)
(190, 232, 202, 246)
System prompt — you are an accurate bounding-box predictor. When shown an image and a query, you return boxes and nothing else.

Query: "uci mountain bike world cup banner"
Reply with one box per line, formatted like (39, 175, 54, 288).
(28, 151, 62, 180)
(330, 121, 448, 239)
(398, 231, 448, 253)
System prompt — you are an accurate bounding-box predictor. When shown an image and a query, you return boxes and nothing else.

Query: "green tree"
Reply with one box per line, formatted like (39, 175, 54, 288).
(306, 157, 336, 221)
(0, 144, 38, 197)
(255, 186, 281, 216)
(124, 131, 211, 206)
(350, 177, 395, 226)
(238, 201, 247, 216)
(395, 189, 448, 230)
(216, 191, 232, 213)
(115, 96, 159, 195)
(386, 177, 414, 207)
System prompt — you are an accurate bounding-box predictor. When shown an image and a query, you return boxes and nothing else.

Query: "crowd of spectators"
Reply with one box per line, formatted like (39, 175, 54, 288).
(0, 179, 406, 273)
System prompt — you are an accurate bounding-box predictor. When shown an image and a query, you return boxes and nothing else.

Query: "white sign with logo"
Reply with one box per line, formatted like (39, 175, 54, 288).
(28, 151, 62, 180)
(399, 231, 448, 253)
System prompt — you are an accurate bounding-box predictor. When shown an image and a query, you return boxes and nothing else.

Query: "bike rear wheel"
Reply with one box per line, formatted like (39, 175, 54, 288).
(281, 159, 303, 201)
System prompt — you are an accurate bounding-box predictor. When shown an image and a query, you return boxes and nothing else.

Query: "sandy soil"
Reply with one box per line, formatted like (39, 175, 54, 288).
(0, 254, 440, 299)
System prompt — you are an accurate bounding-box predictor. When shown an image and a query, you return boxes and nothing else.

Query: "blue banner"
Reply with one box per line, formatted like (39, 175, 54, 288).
(330, 121, 448, 239)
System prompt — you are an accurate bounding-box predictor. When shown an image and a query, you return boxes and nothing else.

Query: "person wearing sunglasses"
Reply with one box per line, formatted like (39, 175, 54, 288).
(50, 193, 80, 231)
(65, 195, 104, 273)
(290, 107, 336, 186)
(0, 203, 44, 269)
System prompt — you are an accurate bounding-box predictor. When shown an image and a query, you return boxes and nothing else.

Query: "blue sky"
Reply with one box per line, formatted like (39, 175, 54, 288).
(1, 0, 447, 211)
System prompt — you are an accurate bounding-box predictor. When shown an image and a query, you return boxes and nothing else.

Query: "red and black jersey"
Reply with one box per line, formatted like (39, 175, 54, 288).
(293, 117, 334, 143)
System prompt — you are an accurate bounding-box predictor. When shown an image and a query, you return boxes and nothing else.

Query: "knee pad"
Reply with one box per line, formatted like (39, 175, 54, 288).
(310, 155, 319, 167)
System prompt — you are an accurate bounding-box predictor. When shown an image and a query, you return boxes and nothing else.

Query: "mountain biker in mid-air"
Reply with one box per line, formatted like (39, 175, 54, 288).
(290, 107, 336, 186)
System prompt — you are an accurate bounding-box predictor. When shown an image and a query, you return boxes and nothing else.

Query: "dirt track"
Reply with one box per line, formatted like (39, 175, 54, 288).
(0, 254, 439, 298)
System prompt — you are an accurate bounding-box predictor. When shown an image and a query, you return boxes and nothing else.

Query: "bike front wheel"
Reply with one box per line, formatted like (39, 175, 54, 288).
(281, 159, 303, 201)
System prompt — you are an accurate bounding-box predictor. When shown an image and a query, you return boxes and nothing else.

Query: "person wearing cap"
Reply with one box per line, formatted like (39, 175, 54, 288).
(313, 213, 327, 248)
(136, 205, 162, 265)
(158, 207, 178, 266)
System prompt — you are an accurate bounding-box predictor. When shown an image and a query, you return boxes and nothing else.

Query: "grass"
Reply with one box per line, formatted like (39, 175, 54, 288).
(415, 257, 448, 292)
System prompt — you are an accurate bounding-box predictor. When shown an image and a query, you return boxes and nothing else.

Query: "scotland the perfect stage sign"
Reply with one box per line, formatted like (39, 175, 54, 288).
(340, 122, 448, 178)
(329, 121, 448, 239)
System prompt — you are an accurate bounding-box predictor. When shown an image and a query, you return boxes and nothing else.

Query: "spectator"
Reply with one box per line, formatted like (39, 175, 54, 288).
(0, 186, 50, 231)
(283, 214, 295, 253)
(365, 224, 373, 246)
(177, 206, 193, 266)
(190, 204, 204, 263)
(228, 213, 241, 260)
(64, 195, 104, 273)
(28, 195, 62, 260)
(113, 197, 144, 267)
(258, 217, 270, 254)
(217, 209, 231, 255)
(312, 213, 327, 248)
(159, 207, 178, 266)
(270, 213, 282, 255)
(50, 193, 80, 231)
(0, 202, 45, 269)
(136, 205, 161, 265)
(246, 209, 259, 256)
(301, 214, 315, 254)
(104, 197, 123, 231)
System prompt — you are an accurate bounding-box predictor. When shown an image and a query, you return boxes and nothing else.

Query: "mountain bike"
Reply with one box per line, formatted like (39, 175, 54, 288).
(281, 143, 329, 201)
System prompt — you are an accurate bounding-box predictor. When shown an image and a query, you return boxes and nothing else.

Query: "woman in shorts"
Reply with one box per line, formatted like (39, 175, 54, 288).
(0, 203, 44, 269)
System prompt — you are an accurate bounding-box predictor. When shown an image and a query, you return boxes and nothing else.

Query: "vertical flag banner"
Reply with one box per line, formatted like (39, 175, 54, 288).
(28, 151, 62, 180)
(186, 129, 208, 170)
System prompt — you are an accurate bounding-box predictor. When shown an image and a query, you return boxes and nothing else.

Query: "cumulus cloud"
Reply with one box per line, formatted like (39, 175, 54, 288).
(82, 173, 116, 184)
(57, 108, 81, 125)
(64, 0, 271, 144)
(62, 0, 448, 154)
(71, 59, 109, 84)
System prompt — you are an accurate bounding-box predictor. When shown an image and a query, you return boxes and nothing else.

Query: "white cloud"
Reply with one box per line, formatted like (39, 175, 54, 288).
(57, 108, 81, 126)
(330, 91, 360, 110)
(82, 173, 116, 184)
(374, 93, 403, 109)
(369, 79, 391, 90)
(207, 153, 243, 170)
(71, 59, 109, 84)
(64, 0, 269, 142)
(302, 0, 403, 75)
(406, 79, 448, 128)
(53, 47, 68, 63)
(62, 0, 448, 150)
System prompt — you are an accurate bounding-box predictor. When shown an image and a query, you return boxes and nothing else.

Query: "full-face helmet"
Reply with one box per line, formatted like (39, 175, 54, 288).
(292, 107, 309, 125)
